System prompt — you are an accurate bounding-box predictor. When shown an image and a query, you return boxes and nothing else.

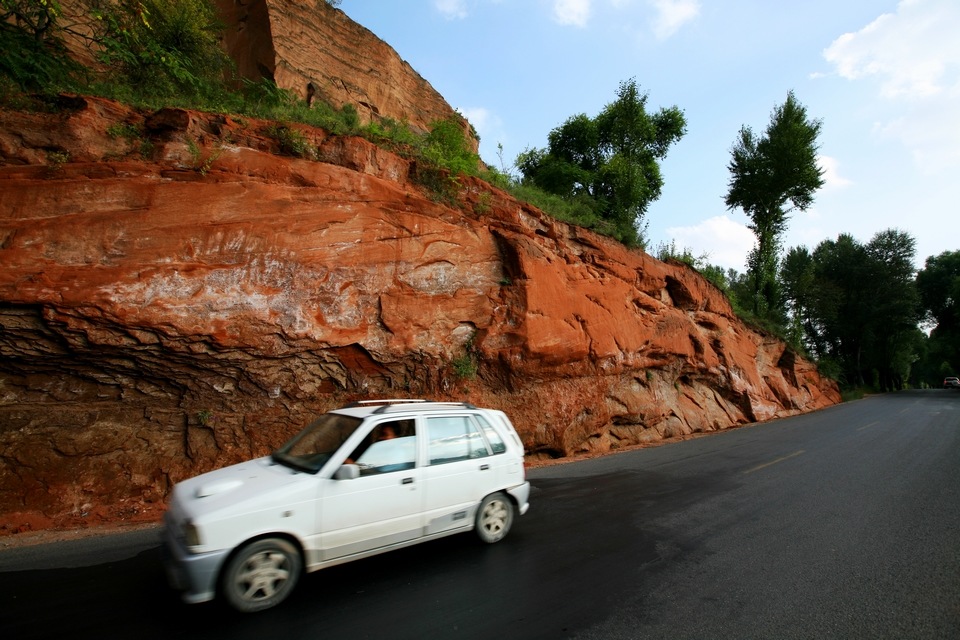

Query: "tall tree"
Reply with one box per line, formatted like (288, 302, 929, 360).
(516, 78, 686, 246)
(800, 230, 919, 389)
(780, 245, 815, 349)
(725, 92, 824, 319)
(916, 250, 960, 380)
(808, 234, 870, 384)
(863, 229, 918, 390)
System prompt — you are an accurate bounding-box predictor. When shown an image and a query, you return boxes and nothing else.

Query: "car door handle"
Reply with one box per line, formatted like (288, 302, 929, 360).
(480, 464, 490, 471)
(401, 477, 414, 484)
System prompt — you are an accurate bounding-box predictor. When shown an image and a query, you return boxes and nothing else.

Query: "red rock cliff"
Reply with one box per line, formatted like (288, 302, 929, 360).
(217, 0, 473, 138)
(0, 97, 839, 532)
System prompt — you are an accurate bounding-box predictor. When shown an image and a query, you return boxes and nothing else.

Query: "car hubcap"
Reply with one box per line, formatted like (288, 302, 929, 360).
(482, 499, 508, 535)
(235, 551, 290, 600)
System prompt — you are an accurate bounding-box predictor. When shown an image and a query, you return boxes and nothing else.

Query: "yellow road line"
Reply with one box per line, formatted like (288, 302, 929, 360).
(744, 450, 805, 475)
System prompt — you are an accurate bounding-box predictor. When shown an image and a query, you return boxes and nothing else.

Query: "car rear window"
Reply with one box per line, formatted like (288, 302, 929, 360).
(473, 414, 507, 454)
(427, 416, 490, 464)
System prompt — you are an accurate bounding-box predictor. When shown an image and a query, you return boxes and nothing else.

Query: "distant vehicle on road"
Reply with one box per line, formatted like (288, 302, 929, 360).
(944, 376, 960, 389)
(163, 400, 530, 612)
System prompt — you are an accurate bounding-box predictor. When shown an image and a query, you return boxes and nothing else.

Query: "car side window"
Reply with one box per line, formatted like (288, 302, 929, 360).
(427, 416, 490, 465)
(349, 419, 416, 475)
(473, 414, 507, 454)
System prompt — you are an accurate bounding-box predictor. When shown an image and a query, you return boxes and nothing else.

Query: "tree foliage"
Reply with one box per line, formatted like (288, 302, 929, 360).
(725, 92, 824, 320)
(784, 230, 919, 390)
(87, 0, 232, 101)
(779, 245, 815, 348)
(1, 0, 232, 101)
(0, 0, 82, 92)
(516, 79, 686, 246)
(915, 250, 960, 378)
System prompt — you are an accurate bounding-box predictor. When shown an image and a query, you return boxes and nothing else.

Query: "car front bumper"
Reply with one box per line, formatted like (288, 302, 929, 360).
(163, 520, 231, 605)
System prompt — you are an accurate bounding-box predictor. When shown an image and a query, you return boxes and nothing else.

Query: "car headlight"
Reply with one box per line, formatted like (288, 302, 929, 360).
(183, 520, 203, 549)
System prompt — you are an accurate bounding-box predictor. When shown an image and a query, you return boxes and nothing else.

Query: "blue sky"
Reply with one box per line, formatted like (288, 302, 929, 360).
(341, 0, 958, 271)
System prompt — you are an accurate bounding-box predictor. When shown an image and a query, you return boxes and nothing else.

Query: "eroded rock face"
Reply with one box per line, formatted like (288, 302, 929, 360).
(0, 97, 839, 532)
(54, 0, 477, 148)
(215, 0, 475, 143)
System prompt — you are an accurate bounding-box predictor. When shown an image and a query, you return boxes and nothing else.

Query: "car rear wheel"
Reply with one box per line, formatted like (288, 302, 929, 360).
(221, 538, 301, 613)
(476, 492, 514, 544)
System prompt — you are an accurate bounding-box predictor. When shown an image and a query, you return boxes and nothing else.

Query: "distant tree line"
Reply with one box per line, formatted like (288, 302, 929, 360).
(714, 94, 955, 391)
(690, 234, 957, 393)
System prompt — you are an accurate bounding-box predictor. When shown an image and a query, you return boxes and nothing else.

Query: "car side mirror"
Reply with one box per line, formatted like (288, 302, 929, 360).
(334, 464, 360, 480)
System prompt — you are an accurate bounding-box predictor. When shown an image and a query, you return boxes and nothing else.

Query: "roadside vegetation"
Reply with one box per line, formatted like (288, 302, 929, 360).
(1, 0, 956, 393)
(657, 94, 958, 394)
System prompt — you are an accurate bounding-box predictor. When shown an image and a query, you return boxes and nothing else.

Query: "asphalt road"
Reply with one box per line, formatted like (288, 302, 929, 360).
(1, 390, 958, 639)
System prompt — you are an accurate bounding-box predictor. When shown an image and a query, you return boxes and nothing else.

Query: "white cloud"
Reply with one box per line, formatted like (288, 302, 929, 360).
(818, 155, 852, 190)
(460, 106, 510, 167)
(823, 0, 960, 100)
(873, 98, 960, 171)
(552, 0, 591, 28)
(461, 106, 493, 132)
(460, 106, 503, 145)
(822, 0, 960, 172)
(665, 215, 755, 271)
(649, 0, 700, 40)
(434, 0, 469, 20)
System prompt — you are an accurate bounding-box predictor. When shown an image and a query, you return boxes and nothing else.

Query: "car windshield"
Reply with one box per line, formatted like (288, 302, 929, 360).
(271, 413, 364, 473)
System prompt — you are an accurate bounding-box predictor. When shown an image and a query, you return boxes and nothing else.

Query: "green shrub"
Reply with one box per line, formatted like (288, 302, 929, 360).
(0, 1, 84, 93)
(89, 0, 232, 102)
(452, 353, 478, 379)
(267, 123, 312, 158)
(420, 116, 479, 177)
(451, 333, 479, 379)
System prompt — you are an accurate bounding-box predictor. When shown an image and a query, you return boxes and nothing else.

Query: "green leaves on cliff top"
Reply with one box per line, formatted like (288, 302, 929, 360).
(516, 78, 687, 247)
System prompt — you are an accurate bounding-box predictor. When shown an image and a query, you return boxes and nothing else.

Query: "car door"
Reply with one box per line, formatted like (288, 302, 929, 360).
(419, 413, 497, 536)
(472, 411, 520, 487)
(317, 417, 422, 560)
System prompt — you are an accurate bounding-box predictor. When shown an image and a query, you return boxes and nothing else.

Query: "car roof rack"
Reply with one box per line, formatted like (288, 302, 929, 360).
(347, 399, 429, 407)
(341, 399, 479, 414)
(371, 401, 479, 414)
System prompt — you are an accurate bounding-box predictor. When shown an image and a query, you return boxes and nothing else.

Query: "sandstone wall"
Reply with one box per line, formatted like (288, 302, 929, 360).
(0, 97, 839, 532)
(54, 0, 477, 146)
(215, 0, 476, 143)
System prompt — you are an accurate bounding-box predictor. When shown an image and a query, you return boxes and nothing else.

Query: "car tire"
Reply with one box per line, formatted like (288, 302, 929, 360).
(221, 538, 302, 613)
(475, 492, 514, 544)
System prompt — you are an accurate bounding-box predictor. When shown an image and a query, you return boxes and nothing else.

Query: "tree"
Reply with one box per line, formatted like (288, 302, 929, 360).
(799, 230, 919, 389)
(0, 0, 81, 91)
(0, 0, 62, 41)
(725, 92, 824, 320)
(88, 0, 232, 100)
(516, 78, 686, 246)
(807, 234, 869, 384)
(915, 250, 960, 381)
(780, 245, 815, 348)
(863, 229, 918, 390)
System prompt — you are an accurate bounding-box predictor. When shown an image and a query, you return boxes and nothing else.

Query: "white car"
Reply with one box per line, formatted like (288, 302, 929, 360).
(163, 400, 530, 612)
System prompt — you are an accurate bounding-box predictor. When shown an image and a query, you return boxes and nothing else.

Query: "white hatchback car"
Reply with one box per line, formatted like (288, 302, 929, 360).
(163, 400, 530, 612)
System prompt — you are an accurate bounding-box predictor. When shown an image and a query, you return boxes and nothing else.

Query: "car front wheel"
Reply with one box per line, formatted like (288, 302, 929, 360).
(476, 492, 514, 544)
(221, 538, 302, 613)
